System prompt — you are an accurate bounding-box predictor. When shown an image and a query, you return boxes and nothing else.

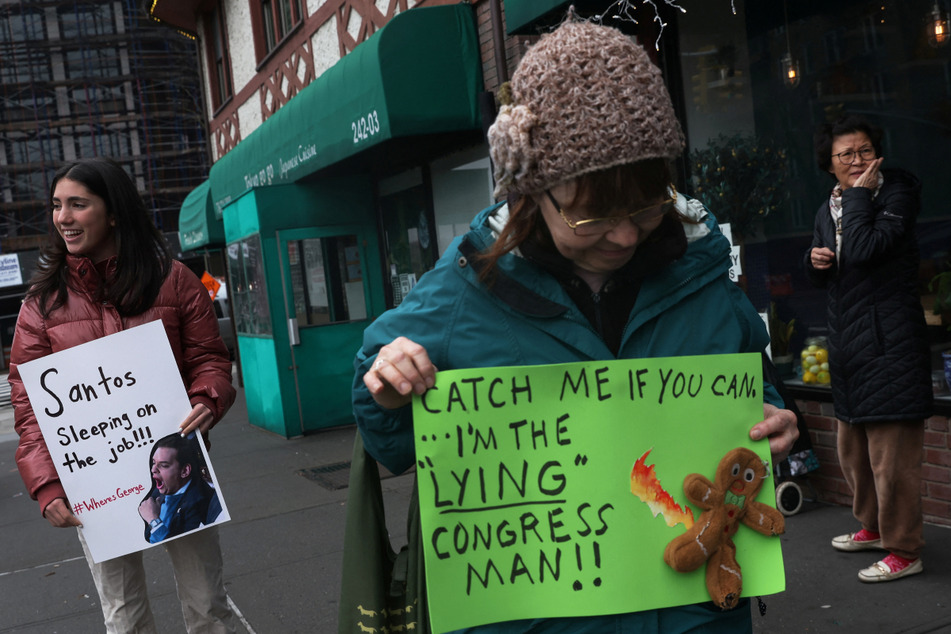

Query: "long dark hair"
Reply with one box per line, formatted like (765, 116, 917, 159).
(26, 157, 171, 317)
(477, 159, 676, 282)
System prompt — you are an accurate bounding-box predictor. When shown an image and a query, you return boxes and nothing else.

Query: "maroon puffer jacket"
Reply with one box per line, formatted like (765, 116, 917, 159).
(10, 255, 236, 516)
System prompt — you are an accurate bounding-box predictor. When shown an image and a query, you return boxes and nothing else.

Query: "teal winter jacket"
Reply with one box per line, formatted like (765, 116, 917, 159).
(351, 195, 780, 633)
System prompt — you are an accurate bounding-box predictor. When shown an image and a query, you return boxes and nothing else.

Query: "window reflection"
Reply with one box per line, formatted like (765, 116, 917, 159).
(226, 235, 272, 336)
(287, 234, 367, 326)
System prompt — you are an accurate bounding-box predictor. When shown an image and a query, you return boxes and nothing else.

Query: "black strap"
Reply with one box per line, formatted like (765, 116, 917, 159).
(458, 237, 567, 319)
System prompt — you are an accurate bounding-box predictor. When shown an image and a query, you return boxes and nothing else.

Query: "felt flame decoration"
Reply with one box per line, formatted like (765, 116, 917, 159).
(629, 449, 695, 529)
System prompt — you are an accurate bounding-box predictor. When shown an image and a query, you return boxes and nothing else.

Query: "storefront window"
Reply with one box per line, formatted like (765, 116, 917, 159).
(676, 0, 951, 381)
(226, 235, 272, 335)
(678, 2, 755, 153)
(286, 234, 367, 326)
(375, 148, 492, 309)
(430, 146, 494, 255)
(379, 169, 437, 306)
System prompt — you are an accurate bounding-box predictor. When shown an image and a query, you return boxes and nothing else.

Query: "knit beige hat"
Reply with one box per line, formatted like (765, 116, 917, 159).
(488, 20, 685, 198)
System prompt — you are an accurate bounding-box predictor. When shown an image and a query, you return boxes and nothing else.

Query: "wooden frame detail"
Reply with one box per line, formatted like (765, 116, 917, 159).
(258, 40, 315, 119)
(208, 0, 451, 159)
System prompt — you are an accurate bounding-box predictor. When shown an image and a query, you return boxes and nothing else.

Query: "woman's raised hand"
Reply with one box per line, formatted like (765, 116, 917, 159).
(852, 157, 883, 190)
(363, 337, 437, 410)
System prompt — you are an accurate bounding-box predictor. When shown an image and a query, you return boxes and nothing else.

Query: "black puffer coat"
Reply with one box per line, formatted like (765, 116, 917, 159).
(804, 168, 933, 423)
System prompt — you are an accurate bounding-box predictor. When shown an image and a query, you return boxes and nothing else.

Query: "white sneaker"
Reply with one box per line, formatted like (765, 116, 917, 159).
(831, 531, 883, 552)
(858, 556, 923, 583)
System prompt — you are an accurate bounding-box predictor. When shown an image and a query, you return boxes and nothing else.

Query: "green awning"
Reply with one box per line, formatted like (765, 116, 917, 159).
(208, 4, 482, 214)
(504, 0, 570, 34)
(178, 180, 223, 251)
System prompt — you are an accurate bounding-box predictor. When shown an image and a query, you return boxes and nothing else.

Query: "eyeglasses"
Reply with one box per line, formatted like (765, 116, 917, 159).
(833, 146, 876, 165)
(545, 185, 677, 237)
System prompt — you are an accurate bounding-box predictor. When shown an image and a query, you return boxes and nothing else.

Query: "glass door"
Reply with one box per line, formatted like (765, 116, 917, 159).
(378, 174, 437, 307)
(277, 226, 371, 432)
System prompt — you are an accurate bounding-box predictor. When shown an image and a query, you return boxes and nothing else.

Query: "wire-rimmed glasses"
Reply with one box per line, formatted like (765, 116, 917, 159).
(545, 185, 677, 237)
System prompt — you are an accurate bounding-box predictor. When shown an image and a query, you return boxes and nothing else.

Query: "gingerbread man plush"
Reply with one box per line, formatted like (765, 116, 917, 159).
(663, 447, 785, 610)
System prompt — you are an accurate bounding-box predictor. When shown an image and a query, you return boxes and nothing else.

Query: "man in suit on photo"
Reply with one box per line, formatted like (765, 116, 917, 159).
(138, 433, 221, 543)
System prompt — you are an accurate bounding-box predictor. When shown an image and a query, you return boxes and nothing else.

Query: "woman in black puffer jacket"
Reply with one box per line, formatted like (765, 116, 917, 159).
(805, 114, 932, 584)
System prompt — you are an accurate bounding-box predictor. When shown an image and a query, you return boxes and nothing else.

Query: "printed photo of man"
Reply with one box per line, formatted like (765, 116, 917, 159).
(137, 433, 222, 543)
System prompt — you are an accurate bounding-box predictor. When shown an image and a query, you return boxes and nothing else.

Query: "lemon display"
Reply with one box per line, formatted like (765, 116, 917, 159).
(800, 337, 830, 384)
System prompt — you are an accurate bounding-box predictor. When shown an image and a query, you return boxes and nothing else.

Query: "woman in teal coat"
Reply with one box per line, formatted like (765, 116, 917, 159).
(352, 19, 797, 634)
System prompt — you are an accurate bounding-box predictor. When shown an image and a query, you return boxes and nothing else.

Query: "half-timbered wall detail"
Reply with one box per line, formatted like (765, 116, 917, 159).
(214, 109, 241, 158)
(259, 39, 316, 119)
(206, 0, 455, 161)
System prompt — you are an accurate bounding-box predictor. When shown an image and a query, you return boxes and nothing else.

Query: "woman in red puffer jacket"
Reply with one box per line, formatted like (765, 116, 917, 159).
(10, 157, 236, 633)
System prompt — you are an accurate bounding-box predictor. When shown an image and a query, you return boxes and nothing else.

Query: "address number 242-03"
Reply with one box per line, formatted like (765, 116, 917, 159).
(352, 110, 380, 144)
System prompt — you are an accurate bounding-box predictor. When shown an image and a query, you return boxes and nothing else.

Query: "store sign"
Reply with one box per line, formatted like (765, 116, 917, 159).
(0, 253, 22, 287)
(729, 246, 743, 282)
(719, 223, 743, 282)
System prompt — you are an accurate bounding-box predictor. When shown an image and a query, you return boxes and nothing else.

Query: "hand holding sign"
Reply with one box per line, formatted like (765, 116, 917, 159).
(179, 402, 215, 437)
(364, 336, 438, 409)
(752, 402, 798, 460)
(44, 497, 83, 528)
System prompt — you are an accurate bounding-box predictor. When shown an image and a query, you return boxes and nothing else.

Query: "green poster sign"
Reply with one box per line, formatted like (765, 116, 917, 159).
(412, 353, 785, 633)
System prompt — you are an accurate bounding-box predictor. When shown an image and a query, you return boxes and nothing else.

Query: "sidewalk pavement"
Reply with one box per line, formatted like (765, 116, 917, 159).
(2, 383, 950, 633)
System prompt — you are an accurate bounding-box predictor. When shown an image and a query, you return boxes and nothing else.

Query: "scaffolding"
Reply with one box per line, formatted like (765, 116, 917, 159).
(0, 0, 209, 250)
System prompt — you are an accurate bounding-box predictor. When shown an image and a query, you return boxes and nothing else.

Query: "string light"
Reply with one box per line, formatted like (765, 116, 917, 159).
(782, 0, 800, 88)
(929, 1, 950, 47)
(147, 0, 196, 39)
(593, 0, 688, 50)
(782, 53, 800, 87)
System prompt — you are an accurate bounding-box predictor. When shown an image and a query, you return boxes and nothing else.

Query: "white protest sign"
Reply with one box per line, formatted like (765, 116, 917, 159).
(17, 320, 230, 563)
